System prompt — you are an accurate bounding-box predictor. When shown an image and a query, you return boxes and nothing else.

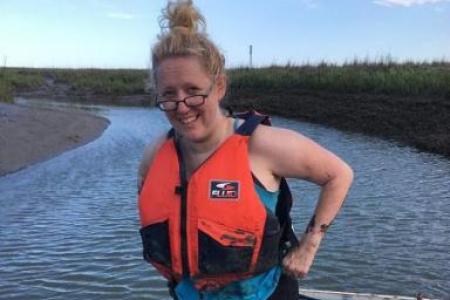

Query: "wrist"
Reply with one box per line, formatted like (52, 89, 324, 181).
(305, 227, 326, 236)
(299, 232, 323, 251)
(305, 224, 329, 235)
(304, 214, 332, 234)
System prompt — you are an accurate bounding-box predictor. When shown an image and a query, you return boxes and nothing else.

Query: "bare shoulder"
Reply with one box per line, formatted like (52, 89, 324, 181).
(249, 124, 311, 162)
(249, 124, 351, 184)
(249, 124, 303, 152)
(137, 134, 167, 192)
(140, 134, 167, 172)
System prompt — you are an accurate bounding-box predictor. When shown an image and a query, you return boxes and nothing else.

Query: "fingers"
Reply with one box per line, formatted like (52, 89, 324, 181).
(282, 264, 308, 278)
(281, 248, 314, 279)
(282, 259, 309, 279)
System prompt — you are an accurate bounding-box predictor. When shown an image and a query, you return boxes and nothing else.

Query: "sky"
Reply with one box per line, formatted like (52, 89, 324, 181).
(0, 0, 449, 69)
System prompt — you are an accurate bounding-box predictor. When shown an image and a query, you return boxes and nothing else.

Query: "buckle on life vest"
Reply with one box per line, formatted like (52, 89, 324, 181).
(174, 185, 185, 195)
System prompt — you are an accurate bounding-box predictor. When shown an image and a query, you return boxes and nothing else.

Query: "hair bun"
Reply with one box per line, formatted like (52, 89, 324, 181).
(160, 0, 205, 34)
(152, 0, 225, 84)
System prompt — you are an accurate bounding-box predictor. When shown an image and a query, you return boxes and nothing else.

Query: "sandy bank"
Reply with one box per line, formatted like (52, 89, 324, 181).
(0, 103, 110, 176)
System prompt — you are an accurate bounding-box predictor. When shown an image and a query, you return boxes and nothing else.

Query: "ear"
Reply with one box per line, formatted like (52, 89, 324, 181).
(215, 74, 227, 102)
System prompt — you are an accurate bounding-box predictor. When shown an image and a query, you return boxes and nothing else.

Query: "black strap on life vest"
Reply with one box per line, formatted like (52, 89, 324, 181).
(235, 110, 271, 136)
(167, 128, 176, 139)
(173, 134, 191, 277)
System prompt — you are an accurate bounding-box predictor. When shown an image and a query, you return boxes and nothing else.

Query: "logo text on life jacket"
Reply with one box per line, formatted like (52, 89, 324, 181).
(209, 181, 239, 199)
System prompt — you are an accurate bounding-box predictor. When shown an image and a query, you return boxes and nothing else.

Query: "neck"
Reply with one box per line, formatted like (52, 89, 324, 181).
(180, 114, 232, 156)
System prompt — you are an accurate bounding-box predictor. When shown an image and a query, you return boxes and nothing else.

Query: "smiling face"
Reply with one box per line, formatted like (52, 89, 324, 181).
(156, 55, 226, 143)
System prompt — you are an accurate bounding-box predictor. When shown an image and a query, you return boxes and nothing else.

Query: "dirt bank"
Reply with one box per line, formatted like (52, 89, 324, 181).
(0, 103, 110, 176)
(225, 89, 450, 158)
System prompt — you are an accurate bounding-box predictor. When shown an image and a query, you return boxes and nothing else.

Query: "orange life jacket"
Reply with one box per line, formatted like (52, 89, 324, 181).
(139, 112, 297, 291)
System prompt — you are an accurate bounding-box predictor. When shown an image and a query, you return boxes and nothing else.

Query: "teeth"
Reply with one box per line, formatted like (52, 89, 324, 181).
(179, 115, 197, 124)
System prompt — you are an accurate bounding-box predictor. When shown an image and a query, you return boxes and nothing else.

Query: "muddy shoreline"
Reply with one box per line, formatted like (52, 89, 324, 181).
(0, 102, 110, 176)
(225, 89, 450, 158)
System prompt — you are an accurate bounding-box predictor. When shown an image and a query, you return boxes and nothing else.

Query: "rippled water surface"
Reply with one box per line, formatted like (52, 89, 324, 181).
(1, 100, 449, 299)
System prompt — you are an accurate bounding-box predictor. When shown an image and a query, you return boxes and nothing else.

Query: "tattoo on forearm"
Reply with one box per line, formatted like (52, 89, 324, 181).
(305, 214, 331, 234)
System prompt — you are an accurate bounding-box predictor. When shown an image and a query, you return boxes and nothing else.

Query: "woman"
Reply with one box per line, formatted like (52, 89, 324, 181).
(138, 1, 353, 299)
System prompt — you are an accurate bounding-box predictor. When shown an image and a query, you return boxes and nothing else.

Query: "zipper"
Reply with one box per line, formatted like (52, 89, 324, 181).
(174, 138, 190, 276)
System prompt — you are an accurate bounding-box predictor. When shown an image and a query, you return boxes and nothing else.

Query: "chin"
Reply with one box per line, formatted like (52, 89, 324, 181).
(173, 125, 205, 142)
(183, 131, 208, 143)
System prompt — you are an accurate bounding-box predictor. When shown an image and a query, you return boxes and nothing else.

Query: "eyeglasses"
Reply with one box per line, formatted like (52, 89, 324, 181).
(156, 85, 213, 112)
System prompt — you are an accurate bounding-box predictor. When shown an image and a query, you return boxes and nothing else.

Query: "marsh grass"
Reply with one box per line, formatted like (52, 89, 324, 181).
(1, 68, 44, 90)
(5, 60, 449, 99)
(49, 68, 148, 95)
(0, 68, 12, 103)
(0, 68, 149, 101)
(0, 84, 13, 103)
(1, 67, 45, 102)
(229, 59, 450, 97)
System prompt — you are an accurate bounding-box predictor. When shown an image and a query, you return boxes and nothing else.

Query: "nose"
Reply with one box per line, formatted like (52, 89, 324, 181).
(176, 99, 190, 113)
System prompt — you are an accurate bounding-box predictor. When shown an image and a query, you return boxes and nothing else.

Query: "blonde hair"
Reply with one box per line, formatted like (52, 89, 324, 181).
(151, 0, 225, 86)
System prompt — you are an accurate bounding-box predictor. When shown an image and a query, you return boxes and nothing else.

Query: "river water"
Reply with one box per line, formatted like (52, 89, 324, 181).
(0, 100, 449, 299)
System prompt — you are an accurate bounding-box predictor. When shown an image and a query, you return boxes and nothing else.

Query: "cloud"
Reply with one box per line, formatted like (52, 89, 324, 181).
(301, 0, 319, 9)
(374, 0, 449, 7)
(106, 12, 135, 20)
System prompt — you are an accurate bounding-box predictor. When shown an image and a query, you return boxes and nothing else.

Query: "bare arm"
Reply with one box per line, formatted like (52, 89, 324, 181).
(137, 135, 166, 194)
(250, 125, 354, 277)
